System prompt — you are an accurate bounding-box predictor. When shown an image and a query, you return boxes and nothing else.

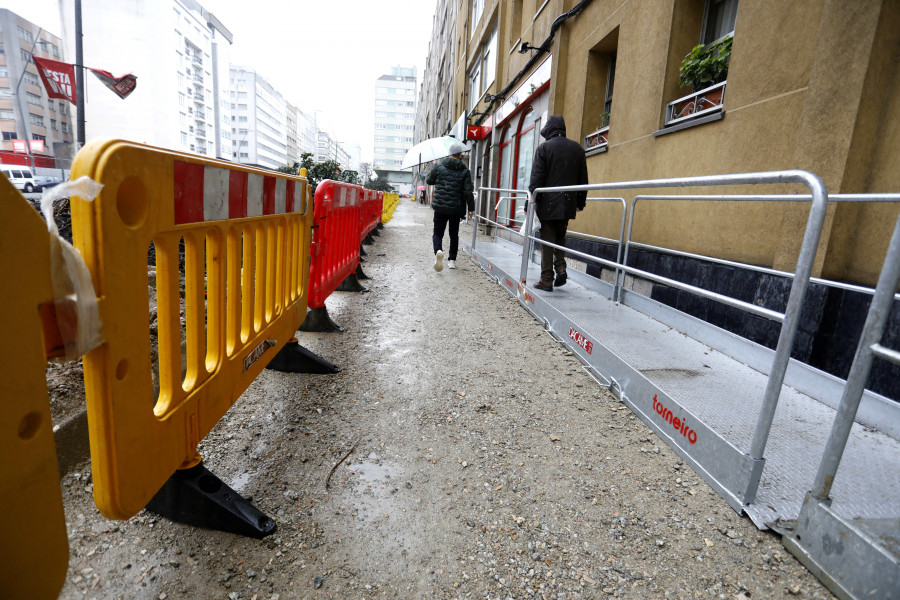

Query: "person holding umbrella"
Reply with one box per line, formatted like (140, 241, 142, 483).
(426, 144, 474, 271)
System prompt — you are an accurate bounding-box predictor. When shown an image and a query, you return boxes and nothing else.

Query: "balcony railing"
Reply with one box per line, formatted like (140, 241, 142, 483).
(664, 81, 726, 127)
(583, 126, 610, 152)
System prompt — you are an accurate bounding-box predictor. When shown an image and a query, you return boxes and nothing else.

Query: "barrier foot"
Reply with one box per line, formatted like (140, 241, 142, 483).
(371, 227, 381, 236)
(336, 273, 367, 293)
(376, 222, 384, 230)
(363, 233, 375, 245)
(145, 462, 276, 539)
(355, 263, 370, 280)
(265, 340, 341, 374)
(360, 244, 368, 257)
(299, 307, 344, 333)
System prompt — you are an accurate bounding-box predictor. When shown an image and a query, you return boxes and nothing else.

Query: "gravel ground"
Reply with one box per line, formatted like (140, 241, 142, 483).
(56, 200, 835, 599)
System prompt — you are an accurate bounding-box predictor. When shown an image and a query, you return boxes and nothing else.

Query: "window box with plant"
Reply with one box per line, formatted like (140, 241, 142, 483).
(583, 111, 610, 151)
(665, 35, 731, 127)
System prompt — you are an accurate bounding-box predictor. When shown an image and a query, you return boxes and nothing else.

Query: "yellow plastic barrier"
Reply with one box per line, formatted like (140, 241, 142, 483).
(0, 179, 69, 598)
(70, 140, 313, 520)
(382, 192, 399, 223)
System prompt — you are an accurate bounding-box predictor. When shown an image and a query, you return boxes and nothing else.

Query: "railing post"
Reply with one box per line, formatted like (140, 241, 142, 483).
(519, 192, 534, 284)
(811, 214, 900, 501)
(748, 173, 829, 465)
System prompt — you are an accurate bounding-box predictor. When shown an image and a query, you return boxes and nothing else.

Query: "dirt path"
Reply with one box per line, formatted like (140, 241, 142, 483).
(57, 200, 833, 599)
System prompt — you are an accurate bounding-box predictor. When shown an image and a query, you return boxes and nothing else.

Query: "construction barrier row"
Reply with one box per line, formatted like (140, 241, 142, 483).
(382, 192, 399, 224)
(2, 141, 396, 596)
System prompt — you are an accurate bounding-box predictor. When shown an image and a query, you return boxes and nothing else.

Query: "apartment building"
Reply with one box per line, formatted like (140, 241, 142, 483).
(316, 130, 351, 170)
(0, 9, 73, 168)
(373, 66, 417, 193)
(229, 66, 288, 169)
(59, 0, 233, 159)
(417, 0, 899, 398)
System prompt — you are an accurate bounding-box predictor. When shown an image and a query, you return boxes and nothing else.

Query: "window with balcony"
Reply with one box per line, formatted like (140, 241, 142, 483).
(661, 0, 737, 130)
(582, 29, 617, 153)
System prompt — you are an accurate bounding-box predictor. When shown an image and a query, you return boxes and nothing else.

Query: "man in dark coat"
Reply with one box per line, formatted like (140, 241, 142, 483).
(528, 115, 588, 291)
(426, 151, 474, 271)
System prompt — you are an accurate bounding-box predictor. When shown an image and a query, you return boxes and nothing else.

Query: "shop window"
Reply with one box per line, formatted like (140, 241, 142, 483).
(495, 107, 537, 228)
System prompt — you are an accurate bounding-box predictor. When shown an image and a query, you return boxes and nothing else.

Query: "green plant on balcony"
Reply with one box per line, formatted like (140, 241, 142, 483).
(678, 36, 732, 91)
(599, 111, 610, 128)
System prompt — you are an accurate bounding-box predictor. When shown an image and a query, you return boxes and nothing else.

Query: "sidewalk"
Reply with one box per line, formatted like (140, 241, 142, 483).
(57, 199, 835, 599)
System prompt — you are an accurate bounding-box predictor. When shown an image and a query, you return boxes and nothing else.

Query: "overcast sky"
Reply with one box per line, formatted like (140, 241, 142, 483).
(2, 0, 437, 162)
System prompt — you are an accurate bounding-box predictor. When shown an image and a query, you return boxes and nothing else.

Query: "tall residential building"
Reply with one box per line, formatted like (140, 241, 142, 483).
(229, 66, 288, 169)
(60, 0, 233, 158)
(373, 66, 417, 193)
(316, 130, 351, 170)
(0, 9, 74, 168)
(296, 108, 318, 158)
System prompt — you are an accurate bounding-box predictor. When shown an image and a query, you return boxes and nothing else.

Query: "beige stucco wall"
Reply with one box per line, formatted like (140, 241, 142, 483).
(537, 0, 900, 286)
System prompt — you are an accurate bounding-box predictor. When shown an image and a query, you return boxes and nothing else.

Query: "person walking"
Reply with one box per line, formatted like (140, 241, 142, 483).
(426, 148, 474, 271)
(528, 115, 588, 291)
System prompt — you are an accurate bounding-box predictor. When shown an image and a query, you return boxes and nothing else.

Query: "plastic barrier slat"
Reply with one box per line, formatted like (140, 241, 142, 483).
(70, 140, 313, 519)
(308, 179, 364, 309)
(0, 179, 69, 598)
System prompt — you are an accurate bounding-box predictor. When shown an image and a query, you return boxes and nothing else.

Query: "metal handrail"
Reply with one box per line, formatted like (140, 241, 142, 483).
(473, 187, 533, 277)
(810, 213, 900, 501)
(620, 193, 900, 304)
(530, 170, 829, 467)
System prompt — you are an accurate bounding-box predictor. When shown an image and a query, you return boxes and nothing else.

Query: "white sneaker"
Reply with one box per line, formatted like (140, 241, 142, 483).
(448, 260, 456, 269)
(434, 250, 444, 272)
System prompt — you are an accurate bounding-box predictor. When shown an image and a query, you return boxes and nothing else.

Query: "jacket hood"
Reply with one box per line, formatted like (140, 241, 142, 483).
(540, 115, 567, 139)
(440, 156, 467, 170)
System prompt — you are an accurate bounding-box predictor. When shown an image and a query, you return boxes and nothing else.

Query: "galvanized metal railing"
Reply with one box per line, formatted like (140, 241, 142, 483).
(527, 170, 829, 478)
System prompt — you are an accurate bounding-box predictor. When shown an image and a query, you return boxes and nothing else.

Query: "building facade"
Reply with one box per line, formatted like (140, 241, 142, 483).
(374, 66, 417, 193)
(316, 130, 351, 170)
(0, 9, 73, 169)
(417, 0, 900, 397)
(229, 66, 288, 169)
(60, 0, 233, 159)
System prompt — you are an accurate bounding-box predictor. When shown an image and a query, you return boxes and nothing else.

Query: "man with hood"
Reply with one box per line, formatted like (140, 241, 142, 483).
(426, 148, 474, 271)
(528, 115, 588, 291)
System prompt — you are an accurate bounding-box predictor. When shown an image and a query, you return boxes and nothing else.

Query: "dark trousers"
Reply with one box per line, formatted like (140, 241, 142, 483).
(538, 219, 569, 284)
(433, 211, 461, 260)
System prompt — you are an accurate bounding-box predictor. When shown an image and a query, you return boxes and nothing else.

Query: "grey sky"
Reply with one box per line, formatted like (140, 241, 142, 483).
(3, 0, 437, 162)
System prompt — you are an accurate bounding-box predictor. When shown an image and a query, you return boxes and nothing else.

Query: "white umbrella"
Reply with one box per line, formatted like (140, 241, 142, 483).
(400, 136, 468, 170)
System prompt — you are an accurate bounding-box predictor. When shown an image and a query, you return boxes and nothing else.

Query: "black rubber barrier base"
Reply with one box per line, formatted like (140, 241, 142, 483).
(360, 244, 368, 257)
(265, 341, 340, 374)
(363, 233, 375, 245)
(376, 222, 384, 230)
(299, 306, 343, 333)
(336, 273, 367, 293)
(355, 263, 370, 280)
(145, 462, 276, 539)
(370, 227, 380, 236)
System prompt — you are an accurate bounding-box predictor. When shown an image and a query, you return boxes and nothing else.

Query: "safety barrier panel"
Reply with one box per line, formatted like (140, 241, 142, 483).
(69, 140, 313, 521)
(360, 189, 382, 241)
(308, 179, 363, 310)
(0, 179, 69, 598)
(382, 192, 399, 223)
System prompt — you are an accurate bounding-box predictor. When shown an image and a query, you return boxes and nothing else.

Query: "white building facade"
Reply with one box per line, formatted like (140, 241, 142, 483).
(60, 0, 233, 158)
(373, 66, 417, 194)
(229, 66, 288, 169)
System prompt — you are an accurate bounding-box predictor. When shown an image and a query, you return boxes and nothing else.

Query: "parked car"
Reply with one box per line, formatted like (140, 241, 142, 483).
(1, 167, 37, 193)
(35, 175, 64, 192)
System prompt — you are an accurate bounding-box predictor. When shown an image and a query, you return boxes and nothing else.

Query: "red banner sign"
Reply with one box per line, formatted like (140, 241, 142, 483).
(33, 57, 77, 105)
(89, 68, 137, 99)
(12, 139, 27, 153)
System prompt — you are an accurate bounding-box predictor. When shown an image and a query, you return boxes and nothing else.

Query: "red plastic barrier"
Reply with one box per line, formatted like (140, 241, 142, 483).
(308, 180, 364, 309)
(360, 189, 382, 241)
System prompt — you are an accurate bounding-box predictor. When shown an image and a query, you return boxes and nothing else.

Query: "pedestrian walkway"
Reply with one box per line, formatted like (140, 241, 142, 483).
(459, 217, 900, 532)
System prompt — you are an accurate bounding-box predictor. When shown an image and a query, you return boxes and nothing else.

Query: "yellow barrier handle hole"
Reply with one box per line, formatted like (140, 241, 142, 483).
(17, 411, 43, 440)
(116, 176, 150, 228)
(115, 359, 129, 381)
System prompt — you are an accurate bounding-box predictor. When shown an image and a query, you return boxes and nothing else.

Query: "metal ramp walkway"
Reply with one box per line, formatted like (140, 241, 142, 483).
(462, 234, 900, 529)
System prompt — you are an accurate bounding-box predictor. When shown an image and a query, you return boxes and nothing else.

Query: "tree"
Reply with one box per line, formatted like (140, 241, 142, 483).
(364, 169, 395, 192)
(279, 152, 343, 192)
